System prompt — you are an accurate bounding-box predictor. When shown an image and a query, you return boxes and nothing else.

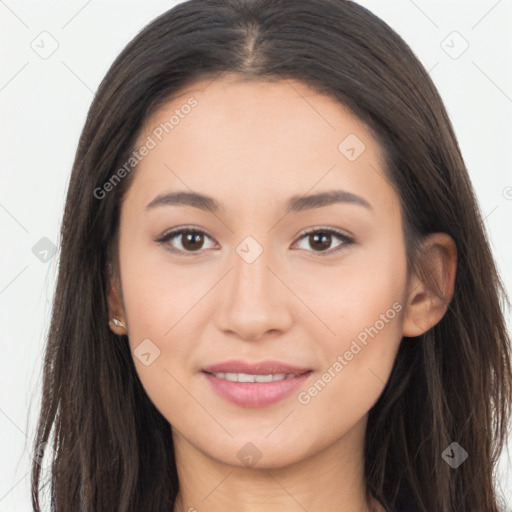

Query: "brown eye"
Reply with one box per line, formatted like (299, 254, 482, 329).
(294, 228, 354, 256)
(156, 228, 216, 255)
(181, 232, 205, 251)
(308, 232, 333, 252)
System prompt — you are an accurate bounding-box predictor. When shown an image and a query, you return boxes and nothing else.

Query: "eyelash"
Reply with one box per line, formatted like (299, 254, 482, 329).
(155, 226, 354, 257)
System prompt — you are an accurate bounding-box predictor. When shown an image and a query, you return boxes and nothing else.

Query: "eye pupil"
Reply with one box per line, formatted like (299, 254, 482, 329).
(182, 232, 204, 251)
(310, 232, 331, 251)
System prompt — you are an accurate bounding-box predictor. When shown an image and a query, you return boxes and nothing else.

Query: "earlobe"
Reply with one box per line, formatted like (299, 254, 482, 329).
(107, 275, 127, 335)
(109, 317, 127, 335)
(402, 232, 457, 338)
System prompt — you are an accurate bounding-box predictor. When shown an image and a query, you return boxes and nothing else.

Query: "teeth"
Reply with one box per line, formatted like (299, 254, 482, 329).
(211, 372, 293, 382)
(254, 374, 273, 382)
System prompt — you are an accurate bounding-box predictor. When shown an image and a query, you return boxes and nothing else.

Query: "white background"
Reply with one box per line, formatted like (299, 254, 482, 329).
(0, 0, 511, 510)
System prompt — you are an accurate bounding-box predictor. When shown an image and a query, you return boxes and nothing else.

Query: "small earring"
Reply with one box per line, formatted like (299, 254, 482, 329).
(111, 318, 125, 328)
(109, 318, 127, 335)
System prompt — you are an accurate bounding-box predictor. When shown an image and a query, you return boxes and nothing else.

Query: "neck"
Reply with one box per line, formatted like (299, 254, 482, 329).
(171, 417, 384, 512)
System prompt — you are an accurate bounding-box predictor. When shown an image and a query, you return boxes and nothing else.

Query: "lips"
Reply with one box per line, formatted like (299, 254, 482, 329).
(201, 359, 312, 407)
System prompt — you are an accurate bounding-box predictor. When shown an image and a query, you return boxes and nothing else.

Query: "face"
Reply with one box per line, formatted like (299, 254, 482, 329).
(114, 74, 410, 469)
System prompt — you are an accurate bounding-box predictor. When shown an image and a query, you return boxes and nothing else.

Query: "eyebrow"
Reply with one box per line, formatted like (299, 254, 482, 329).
(145, 189, 372, 213)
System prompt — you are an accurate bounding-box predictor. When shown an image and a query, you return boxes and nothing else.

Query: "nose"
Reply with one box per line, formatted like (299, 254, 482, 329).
(214, 240, 294, 342)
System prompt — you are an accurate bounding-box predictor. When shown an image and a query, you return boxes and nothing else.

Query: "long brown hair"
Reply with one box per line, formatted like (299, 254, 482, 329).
(31, 1, 512, 510)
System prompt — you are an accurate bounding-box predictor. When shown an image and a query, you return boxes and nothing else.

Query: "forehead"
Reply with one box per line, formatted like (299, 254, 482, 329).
(126, 74, 395, 217)
(137, 74, 377, 151)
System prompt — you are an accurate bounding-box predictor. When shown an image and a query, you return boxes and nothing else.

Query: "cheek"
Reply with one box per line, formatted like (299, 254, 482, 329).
(289, 297, 405, 450)
(119, 230, 212, 339)
(291, 238, 407, 408)
(293, 232, 408, 344)
(118, 239, 210, 423)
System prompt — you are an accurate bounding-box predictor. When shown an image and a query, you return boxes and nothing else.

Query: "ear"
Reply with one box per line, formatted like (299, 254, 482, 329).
(402, 232, 457, 337)
(107, 266, 127, 336)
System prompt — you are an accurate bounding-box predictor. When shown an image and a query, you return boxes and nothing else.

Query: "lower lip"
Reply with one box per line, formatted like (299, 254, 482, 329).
(203, 371, 312, 407)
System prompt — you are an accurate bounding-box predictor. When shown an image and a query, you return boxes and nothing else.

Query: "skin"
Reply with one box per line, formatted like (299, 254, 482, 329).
(108, 74, 457, 512)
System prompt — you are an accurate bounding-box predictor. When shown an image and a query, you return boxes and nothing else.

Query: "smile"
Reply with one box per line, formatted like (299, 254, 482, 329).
(207, 372, 296, 382)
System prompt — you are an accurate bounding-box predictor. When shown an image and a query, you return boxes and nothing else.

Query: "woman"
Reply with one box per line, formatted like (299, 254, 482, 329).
(31, 0, 512, 511)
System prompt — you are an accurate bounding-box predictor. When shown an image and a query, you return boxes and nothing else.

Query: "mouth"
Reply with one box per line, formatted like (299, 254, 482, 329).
(204, 372, 301, 383)
(201, 360, 312, 407)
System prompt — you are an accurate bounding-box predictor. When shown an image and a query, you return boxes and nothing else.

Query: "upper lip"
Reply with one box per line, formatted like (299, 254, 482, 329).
(202, 359, 311, 375)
